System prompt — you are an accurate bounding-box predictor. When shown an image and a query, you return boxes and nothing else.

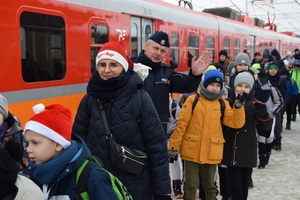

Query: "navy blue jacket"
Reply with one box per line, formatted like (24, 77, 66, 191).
(132, 52, 201, 131)
(72, 72, 170, 200)
(278, 74, 298, 104)
(23, 136, 120, 200)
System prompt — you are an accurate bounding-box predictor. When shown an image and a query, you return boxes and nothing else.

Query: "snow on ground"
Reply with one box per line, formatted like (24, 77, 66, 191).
(247, 118, 300, 200)
(172, 117, 300, 199)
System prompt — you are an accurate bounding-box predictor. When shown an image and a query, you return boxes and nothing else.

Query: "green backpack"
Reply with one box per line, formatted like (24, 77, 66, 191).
(76, 156, 133, 200)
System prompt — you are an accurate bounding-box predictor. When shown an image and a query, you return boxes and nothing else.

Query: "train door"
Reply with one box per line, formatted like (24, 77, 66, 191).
(250, 35, 255, 59)
(130, 17, 153, 57)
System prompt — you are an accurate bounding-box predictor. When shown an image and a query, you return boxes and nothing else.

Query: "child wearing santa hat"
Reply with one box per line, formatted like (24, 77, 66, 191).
(169, 69, 246, 200)
(73, 41, 172, 200)
(22, 104, 124, 200)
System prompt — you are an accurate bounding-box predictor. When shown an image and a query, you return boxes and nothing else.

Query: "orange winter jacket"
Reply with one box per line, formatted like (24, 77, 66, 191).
(169, 93, 245, 164)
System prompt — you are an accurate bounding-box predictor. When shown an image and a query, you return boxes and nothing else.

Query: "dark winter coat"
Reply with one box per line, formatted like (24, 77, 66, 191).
(278, 73, 298, 104)
(72, 70, 170, 200)
(221, 90, 257, 168)
(132, 51, 201, 132)
(23, 136, 120, 200)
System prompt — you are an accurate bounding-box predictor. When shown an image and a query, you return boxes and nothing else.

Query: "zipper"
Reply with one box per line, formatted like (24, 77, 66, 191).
(121, 146, 148, 159)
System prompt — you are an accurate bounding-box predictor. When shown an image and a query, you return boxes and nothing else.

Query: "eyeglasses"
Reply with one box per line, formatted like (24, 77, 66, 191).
(97, 62, 121, 72)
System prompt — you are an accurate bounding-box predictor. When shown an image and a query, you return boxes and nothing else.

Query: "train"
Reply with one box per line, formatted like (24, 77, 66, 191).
(2, 0, 300, 125)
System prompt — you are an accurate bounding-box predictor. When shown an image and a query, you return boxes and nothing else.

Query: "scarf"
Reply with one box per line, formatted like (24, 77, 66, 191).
(200, 82, 224, 100)
(87, 70, 131, 100)
(29, 141, 78, 184)
(137, 50, 162, 71)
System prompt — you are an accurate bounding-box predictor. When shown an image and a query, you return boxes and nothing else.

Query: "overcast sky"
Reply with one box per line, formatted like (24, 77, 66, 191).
(163, 0, 300, 35)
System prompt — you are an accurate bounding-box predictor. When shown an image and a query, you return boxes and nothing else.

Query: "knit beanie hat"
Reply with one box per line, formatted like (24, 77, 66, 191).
(252, 63, 261, 69)
(203, 69, 223, 88)
(254, 52, 261, 57)
(234, 71, 255, 90)
(0, 94, 8, 119)
(149, 31, 170, 47)
(262, 49, 271, 59)
(218, 49, 228, 58)
(24, 104, 72, 148)
(0, 148, 18, 198)
(95, 41, 129, 72)
(280, 67, 289, 76)
(268, 63, 279, 71)
(234, 53, 250, 67)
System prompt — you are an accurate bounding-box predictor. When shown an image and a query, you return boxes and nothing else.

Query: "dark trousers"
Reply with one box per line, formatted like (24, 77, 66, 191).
(274, 111, 283, 140)
(218, 165, 231, 198)
(283, 103, 292, 125)
(228, 166, 252, 200)
(292, 94, 300, 115)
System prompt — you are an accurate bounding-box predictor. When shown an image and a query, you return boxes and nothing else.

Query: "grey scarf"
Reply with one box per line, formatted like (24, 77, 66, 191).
(199, 82, 224, 100)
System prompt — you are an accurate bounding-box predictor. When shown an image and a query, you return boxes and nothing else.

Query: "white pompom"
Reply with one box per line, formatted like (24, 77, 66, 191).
(133, 63, 152, 81)
(32, 103, 45, 114)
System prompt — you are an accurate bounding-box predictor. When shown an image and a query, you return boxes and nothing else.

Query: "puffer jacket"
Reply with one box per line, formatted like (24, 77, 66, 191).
(72, 72, 170, 200)
(169, 93, 245, 164)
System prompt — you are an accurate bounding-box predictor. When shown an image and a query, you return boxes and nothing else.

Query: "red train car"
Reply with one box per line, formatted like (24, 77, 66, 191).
(1, 0, 300, 125)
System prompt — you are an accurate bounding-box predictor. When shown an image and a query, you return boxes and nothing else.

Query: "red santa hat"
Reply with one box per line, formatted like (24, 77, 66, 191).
(24, 104, 72, 149)
(95, 41, 130, 72)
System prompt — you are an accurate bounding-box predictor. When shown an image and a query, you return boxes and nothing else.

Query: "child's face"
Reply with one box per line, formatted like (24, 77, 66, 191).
(25, 130, 62, 164)
(235, 83, 251, 95)
(268, 68, 278, 76)
(235, 64, 249, 72)
(206, 82, 221, 94)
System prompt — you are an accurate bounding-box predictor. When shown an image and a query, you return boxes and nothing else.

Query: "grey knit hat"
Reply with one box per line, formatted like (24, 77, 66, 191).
(234, 53, 250, 67)
(0, 95, 8, 119)
(234, 71, 255, 90)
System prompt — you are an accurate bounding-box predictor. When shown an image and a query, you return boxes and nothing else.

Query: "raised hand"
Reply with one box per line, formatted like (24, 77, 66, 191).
(191, 51, 212, 76)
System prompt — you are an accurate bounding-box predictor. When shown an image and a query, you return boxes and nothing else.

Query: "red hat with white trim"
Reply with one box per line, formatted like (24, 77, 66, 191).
(24, 104, 72, 149)
(95, 41, 129, 72)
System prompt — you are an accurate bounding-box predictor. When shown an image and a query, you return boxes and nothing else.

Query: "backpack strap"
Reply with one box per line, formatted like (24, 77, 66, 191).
(191, 93, 200, 112)
(218, 99, 225, 122)
(76, 159, 95, 200)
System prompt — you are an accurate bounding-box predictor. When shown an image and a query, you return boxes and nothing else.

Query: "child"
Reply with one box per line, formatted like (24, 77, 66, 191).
(278, 67, 298, 131)
(0, 94, 25, 170)
(168, 69, 246, 200)
(23, 104, 124, 200)
(222, 71, 272, 200)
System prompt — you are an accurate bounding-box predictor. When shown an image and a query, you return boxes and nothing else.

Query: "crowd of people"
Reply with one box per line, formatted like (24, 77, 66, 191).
(0, 30, 299, 200)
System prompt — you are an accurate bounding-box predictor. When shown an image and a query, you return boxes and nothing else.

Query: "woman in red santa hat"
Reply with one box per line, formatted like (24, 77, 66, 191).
(73, 41, 172, 200)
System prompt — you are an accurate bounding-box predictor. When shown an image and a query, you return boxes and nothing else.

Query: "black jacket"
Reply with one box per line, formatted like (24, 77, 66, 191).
(221, 90, 257, 168)
(72, 71, 170, 200)
(132, 51, 201, 131)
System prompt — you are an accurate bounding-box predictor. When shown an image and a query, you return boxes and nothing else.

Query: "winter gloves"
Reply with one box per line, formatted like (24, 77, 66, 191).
(234, 92, 248, 108)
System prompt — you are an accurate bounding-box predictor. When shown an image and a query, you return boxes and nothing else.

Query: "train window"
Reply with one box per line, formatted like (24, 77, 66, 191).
(131, 23, 138, 57)
(90, 24, 108, 73)
(170, 33, 179, 69)
(259, 43, 262, 52)
(188, 34, 199, 62)
(269, 42, 273, 51)
(91, 25, 108, 44)
(234, 39, 240, 57)
(264, 43, 267, 49)
(223, 38, 230, 58)
(206, 37, 215, 61)
(20, 12, 66, 82)
(244, 39, 247, 50)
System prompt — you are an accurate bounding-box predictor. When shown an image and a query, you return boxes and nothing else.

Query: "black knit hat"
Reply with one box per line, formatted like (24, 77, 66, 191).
(0, 148, 18, 198)
(219, 49, 228, 58)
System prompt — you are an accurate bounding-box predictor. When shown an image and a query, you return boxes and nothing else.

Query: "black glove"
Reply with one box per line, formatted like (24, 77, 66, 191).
(254, 101, 269, 120)
(154, 195, 172, 200)
(234, 92, 248, 108)
(5, 140, 23, 161)
(168, 150, 178, 163)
